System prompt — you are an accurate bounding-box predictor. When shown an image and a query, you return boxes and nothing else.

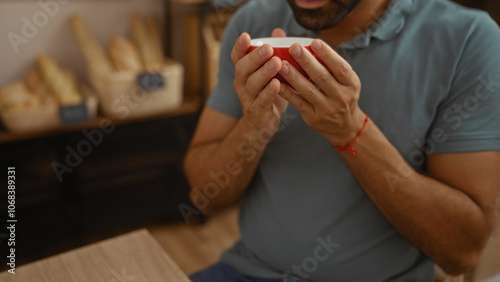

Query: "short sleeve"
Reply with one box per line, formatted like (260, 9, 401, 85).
(431, 13, 500, 154)
(205, 5, 249, 118)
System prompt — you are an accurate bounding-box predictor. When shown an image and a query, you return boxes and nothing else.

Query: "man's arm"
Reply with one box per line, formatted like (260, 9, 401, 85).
(184, 107, 266, 214)
(338, 120, 500, 275)
(277, 39, 500, 275)
(184, 30, 288, 214)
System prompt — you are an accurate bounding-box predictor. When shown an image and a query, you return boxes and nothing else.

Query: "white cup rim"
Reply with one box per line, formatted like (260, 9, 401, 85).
(250, 37, 315, 48)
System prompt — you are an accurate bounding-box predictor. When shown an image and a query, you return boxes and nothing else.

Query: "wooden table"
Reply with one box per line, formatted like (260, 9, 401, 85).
(0, 229, 191, 282)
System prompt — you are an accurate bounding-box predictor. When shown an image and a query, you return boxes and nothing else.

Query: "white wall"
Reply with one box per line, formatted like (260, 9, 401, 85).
(0, 0, 164, 85)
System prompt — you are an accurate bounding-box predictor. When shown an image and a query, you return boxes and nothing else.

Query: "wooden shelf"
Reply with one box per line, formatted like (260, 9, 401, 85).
(0, 96, 201, 144)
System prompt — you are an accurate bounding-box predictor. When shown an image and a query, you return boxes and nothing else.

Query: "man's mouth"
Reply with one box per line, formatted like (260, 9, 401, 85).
(295, 0, 329, 9)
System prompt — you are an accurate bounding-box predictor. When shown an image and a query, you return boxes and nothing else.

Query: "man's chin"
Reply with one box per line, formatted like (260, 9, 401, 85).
(288, 0, 362, 31)
(295, 18, 335, 31)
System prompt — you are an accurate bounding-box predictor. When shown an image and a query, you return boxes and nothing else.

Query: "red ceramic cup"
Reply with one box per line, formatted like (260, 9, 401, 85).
(248, 37, 315, 83)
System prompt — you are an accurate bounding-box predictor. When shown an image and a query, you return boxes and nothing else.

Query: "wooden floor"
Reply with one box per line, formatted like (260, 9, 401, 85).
(147, 204, 240, 276)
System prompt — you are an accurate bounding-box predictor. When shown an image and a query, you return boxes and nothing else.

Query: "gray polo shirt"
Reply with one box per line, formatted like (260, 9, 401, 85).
(206, 0, 500, 281)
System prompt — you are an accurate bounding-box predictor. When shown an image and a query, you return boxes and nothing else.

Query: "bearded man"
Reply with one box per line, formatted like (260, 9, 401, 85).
(184, 0, 500, 281)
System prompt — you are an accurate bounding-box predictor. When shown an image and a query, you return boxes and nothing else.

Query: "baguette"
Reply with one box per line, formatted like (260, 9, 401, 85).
(70, 14, 113, 73)
(37, 55, 82, 106)
(108, 34, 143, 72)
(131, 13, 160, 70)
(147, 15, 164, 67)
(25, 66, 57, 107)
(25, 67, 44, 94)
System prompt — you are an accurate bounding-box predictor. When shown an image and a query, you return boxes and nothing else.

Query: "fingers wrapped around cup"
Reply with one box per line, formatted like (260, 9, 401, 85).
(248, 37, 316, 84)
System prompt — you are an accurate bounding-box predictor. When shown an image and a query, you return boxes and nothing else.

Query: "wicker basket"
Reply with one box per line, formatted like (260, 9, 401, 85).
(0, 84, 98, 133)
(88, 58, 184, 120)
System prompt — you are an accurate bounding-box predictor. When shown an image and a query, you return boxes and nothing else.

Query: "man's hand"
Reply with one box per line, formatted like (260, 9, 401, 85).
(278, 39, 365, 146)
(231, 30, 288, 141)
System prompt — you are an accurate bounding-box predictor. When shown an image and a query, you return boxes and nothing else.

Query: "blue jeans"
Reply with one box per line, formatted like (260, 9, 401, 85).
(189, 262, 300, 282)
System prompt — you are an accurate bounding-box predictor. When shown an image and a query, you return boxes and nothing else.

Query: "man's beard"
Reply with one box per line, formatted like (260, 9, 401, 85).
(286, 0, 362, 31)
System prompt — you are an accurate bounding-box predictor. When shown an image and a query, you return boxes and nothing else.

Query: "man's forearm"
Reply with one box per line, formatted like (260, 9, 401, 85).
(338, 120, 494, 275)
(184, 118, 268, 214)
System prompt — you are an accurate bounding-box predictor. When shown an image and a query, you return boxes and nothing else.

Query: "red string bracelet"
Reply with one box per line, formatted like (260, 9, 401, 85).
(332, 115, 370, 156)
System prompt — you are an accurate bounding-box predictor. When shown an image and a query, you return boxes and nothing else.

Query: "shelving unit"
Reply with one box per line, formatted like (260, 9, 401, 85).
(0, 0, 207, 270)
(0, 102, 201, 270)
(0, 96, 201, 143)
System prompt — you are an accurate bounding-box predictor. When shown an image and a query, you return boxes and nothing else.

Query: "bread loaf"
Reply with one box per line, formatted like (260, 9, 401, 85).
(147, 15, 164, 66)
(108, 34, 143, 72)
(25, 67, 50, 97)
(25, 67, 43, 93)
(70, 14, 113, 73)
(0, 81, 41, 110)
(37, 55, 82, 106)
(131, 13, 160, 70)
(25, 66, 58, 107)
